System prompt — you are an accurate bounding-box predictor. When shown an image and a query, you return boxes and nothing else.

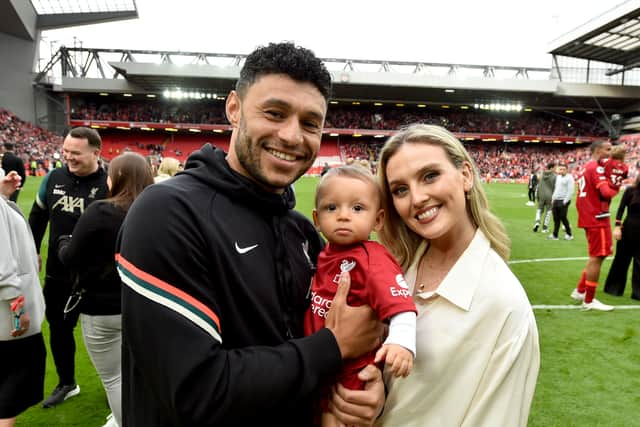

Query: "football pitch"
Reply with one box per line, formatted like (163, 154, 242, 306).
(15, 175, 640, 426)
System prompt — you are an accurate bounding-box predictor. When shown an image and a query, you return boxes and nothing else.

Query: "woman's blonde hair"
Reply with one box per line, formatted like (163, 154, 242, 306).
(377, 124, 510, 269)
(157, 157, 181, 177)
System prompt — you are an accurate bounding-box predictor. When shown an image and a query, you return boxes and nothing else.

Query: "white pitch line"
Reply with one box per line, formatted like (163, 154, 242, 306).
(509, 257, 589, 264)
(533, 305, 640, 310)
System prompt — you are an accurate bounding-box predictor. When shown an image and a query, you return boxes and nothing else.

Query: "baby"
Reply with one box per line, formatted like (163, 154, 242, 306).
(304, 165, 417, 427)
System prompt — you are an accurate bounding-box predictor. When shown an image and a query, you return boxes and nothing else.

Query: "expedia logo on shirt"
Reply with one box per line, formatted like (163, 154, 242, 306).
(390, 274, 411, 298)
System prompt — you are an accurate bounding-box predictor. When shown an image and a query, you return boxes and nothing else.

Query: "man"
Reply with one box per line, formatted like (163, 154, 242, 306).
(571, 141, 619, 311)
(533, 162, 555, 233)
(116, 43, 384, 426)
(526, 168, 538, 206)
(28, 127, 109, 407)
(548, 163, 574, 241)
(1, 142, 26, 202)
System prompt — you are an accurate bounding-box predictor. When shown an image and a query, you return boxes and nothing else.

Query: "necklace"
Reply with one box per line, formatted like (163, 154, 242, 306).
(415, 246, 431, 293)
(415, 244, 450, 294)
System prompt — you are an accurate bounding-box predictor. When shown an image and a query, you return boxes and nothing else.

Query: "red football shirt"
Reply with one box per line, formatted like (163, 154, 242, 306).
(576, 160, 615, 228)
(304, 240, 417, 386)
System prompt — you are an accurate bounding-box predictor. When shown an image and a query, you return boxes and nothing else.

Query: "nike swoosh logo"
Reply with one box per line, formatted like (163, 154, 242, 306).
(235, 242, 259, 254)
(54, 184, 64, 188)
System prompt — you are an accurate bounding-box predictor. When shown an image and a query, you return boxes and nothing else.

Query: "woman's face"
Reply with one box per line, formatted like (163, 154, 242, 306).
(385, 142, 474, 242)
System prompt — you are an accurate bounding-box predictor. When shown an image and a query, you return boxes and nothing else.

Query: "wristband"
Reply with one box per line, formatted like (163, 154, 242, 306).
(615, 220, 622, 226)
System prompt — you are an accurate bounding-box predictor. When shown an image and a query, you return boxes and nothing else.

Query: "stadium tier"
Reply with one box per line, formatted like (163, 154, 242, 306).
(69, 97, 608, 138)
(3, 106, 639, 181)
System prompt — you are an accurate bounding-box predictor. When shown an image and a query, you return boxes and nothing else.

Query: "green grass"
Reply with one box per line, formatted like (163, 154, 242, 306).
(15, 176, 640, 426)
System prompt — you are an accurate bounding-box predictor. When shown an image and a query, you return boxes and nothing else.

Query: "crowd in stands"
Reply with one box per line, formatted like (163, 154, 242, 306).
(71, 100, 227, 125)
(0, 108, 64, 176)
(326, 107, 607, 137)
(337, 138, 640, 181)
(3, 106, 638, 181)
(71, 99, 608, 137)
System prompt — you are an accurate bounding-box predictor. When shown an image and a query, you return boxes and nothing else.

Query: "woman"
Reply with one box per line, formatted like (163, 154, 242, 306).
(154, 156, 181, 183)
(0, 171, 46, 427)
(604, 174, 640, 300)
(57, 152, 154, 427)
(375, 124, 540, 427)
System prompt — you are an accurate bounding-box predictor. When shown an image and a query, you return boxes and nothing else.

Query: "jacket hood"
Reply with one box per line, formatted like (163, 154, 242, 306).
(180, 143, 296, 215)
(541, 170, 555, 183)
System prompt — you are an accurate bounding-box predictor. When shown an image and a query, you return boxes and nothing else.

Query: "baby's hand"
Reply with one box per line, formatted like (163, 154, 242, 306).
(374, 343, 413, 378)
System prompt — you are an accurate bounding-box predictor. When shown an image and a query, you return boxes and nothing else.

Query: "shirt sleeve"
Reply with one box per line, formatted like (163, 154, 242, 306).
(384, 311, 417, 356)
(57, 203, 108, 272)
(462, 308, 540, 427)
(0, 201, 21, 301)
(364, 245, 417, 321)
(616, 187, 631, 222)
(28, 171, 52, 253)
(565, 176, 574, 203)
(116, 186, 341, 425)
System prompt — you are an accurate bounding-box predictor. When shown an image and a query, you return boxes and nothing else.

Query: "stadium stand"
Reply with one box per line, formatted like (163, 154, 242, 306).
(3, 104, 639, 181)
(70, 98, 608, 137)
(0, 108, 63, 175)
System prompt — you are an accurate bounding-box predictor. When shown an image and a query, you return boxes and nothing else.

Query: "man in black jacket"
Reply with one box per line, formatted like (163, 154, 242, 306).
(1, 141, 26, 202)
(28, 127, 108, 408)
(117, 42, 384, 426)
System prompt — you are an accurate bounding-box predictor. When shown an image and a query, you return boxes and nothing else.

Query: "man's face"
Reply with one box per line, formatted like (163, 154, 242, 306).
(62, 135, 100, 177)
(226, 74, 327, 192)
(594, 142, 612, 161)
(557, 165, 567, 176)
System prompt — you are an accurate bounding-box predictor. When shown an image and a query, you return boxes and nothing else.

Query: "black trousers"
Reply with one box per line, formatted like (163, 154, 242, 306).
(552, 200, 572, 237)
(43, 277, 81, 386)
(604, 235, 640, 300)
(528, 188, 535, 202)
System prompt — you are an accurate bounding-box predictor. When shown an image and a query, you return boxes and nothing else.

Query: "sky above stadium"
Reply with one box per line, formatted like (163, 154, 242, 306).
(41, 0, 623, 68)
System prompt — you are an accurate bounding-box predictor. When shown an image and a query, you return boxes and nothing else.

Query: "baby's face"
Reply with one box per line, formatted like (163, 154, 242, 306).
(314, 175, 383, 245)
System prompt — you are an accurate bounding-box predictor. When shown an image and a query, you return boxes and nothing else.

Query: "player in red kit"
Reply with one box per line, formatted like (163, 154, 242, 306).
(304, 165, 417, 427)
(572, 141, 620, 311)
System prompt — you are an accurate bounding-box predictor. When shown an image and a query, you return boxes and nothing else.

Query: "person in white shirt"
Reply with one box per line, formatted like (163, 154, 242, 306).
(375, 124, 540, 427)
(1, 171, 47, 427)
(549, 163, 575, 241)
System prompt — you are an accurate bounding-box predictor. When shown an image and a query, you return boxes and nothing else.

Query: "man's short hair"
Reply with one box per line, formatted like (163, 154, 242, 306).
(3, 142, 15, 150)
(546, 162, 556, 170)
(68, 127, 102, 150)
(236, 42, 332, 101)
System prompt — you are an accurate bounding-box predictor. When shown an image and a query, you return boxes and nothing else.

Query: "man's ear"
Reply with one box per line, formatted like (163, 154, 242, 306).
(226, 90, 241, 127)
(312, 208, 320, 228)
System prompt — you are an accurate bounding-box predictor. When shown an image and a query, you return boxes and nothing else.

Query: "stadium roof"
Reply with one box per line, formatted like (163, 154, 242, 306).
(548, 0, 640, 71)
(31, 0, 136, 14)
(0, 0, 138, 40)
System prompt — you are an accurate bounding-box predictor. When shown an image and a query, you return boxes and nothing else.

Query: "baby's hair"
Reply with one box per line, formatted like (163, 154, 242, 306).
(315, 164, 382, 208)
(611, 144, 626, 161)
